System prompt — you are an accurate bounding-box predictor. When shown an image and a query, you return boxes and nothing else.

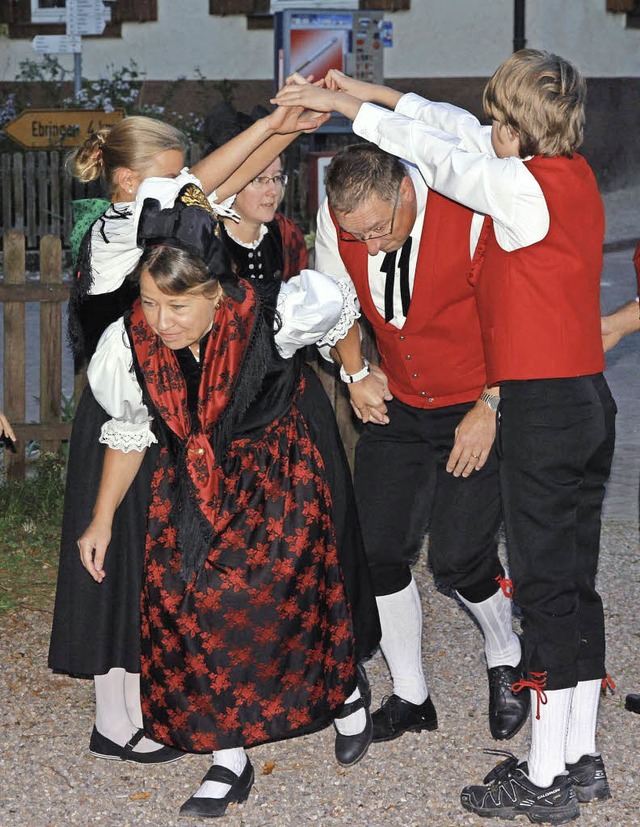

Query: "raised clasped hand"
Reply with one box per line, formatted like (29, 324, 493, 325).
(272, 75, 336, 113)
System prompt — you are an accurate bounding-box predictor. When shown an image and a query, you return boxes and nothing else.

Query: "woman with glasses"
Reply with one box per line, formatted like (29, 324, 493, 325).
(219, 157, 308, 281)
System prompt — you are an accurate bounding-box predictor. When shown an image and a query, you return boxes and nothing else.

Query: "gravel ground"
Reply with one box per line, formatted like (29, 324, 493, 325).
(1, 521, 638, 827)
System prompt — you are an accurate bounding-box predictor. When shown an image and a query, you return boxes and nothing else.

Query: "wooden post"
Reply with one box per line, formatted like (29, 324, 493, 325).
(2, 231, 27, 479)
(39, 235, 63, 455)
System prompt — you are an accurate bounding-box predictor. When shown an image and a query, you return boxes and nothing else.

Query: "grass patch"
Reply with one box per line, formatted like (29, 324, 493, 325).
(0, 452, 64, 614)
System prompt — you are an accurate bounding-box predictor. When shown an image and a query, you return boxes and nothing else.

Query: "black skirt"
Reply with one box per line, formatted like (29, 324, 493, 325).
(296, 364, 381, 663)
(48, 385, 157, 677)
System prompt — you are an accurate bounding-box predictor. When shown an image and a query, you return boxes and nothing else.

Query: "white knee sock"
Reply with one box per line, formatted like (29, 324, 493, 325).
(94, 667, 166, 753)
(94, 668, 131, 744)
(527, 686, 573, 788)
(376, 578, 428, 705)
(123, 671, 143, 728)
(456, 588, 521, 669)
(333, 686, 366, 735)
(565, 679, 601, 764)
(195, 748, 247, 799)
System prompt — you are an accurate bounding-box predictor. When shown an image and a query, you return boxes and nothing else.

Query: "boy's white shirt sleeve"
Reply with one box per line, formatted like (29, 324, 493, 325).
(396, 93, 494, 154)
(87, 319, 157, 453)
(274, 269, 360, 359)
(353, 102, 549, 252)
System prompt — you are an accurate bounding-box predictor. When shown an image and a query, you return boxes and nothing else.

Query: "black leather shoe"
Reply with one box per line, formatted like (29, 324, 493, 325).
(179, 759, 254, 818)
(625, 693, 640, 714)
(487, 664, 530, 740)
(371, 693, 438, 743)
(334, 663, 373, 766)
(89, 726, 186, 764)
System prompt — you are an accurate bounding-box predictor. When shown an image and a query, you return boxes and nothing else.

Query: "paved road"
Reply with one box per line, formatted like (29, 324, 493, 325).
(600, 247, 640, 523)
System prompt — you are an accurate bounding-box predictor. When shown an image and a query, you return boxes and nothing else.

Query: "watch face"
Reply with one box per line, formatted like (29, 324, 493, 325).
(482, 393, 499, 411)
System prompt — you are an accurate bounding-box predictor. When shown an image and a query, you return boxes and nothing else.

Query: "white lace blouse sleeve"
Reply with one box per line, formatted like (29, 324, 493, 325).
(274, 269, 360, 359)
(87, 319, 157, 452)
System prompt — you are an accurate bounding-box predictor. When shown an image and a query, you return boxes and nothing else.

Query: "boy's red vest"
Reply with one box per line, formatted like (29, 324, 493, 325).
(332, 189, 485, 409)
(472, 154, 605, 386)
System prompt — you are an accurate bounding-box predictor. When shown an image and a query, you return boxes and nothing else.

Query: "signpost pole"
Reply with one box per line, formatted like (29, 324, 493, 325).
(66, 0, 83, 102)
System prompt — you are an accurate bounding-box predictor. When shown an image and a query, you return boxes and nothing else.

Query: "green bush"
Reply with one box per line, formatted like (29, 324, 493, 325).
(0, 451, 65, 614)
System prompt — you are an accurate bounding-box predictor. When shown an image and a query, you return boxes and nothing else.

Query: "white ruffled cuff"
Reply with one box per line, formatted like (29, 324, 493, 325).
(98, 419, 157, 453)
(315, 278, 360, 350)
(207, 191, 240, 222)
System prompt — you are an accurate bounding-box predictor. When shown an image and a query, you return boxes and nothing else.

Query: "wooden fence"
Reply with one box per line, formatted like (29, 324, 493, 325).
(0, 140, 348, 252)
(1, 230, 75, 479)
(0, 229, 364, 480)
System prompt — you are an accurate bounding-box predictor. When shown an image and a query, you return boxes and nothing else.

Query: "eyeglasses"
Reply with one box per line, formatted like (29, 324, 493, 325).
(338, 186, 401, 243)
(248, 173, 288, 188)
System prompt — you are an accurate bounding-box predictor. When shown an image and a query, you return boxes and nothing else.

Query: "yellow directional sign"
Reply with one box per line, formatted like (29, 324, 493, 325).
(3, 109, 125, 149)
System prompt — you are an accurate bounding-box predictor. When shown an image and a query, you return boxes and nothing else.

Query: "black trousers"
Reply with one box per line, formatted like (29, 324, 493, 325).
(498, 374, 616, 690)
(354, 398, 503, 597)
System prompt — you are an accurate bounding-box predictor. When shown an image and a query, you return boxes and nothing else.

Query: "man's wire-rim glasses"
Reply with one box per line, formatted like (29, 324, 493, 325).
(338, 185, 401, 243)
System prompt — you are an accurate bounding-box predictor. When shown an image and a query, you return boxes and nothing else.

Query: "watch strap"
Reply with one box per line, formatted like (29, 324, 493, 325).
(340, 358, 370, 384)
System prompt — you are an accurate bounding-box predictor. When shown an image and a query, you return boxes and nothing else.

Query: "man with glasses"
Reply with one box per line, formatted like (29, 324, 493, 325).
(313, 143, 529, 745)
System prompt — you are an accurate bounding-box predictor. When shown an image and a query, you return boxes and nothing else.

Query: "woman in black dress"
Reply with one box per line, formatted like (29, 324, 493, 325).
(48, 108, 328, 763)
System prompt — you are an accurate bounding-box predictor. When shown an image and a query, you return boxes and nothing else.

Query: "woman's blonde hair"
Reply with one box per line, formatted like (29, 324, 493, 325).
(69, 116, 186, 195)
(483, 49, 586, 158)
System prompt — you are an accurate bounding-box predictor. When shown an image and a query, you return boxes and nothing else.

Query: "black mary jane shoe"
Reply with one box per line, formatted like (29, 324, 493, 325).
(334, 663, 373, 767)
(179, 759, 255, 819)
(487, 663, 530, 740)
(89, 726, 186, 764)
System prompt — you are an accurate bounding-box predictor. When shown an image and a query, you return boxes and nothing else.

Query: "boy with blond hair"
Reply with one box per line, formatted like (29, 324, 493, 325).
(275, 49, 616, 824)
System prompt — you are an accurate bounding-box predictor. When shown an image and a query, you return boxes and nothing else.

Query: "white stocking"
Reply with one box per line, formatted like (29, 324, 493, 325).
(527, 686, 573, 788)
(94, 667, 167, 753)
(333, 685, 366, 735)
(123, 671, 143, 728)
(194, 748, 248, 799)
(376, 578, 428, 705)
(565, 679, 600, 764)
(456, 588, 521, 669)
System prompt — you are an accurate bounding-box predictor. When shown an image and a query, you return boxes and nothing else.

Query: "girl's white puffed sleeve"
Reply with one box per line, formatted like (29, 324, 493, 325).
(274, 269, 360, 359)
(87, 318, 158, 452)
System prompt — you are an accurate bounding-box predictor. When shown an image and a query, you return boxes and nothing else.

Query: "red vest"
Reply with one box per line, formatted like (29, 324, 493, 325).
(473, 154, 605, 386)
(333, 189, 486, 408)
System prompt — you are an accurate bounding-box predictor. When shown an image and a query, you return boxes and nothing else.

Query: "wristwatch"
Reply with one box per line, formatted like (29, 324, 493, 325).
(480, 390, 500, 412)
(340, 358, 370, 384)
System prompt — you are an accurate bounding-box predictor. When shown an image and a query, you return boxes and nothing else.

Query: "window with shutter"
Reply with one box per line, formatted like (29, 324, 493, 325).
(5, 0, 157, 37)
(209, 0, 409, 29)
(112, 0, 157, 23)
(606, 0, 636, 11)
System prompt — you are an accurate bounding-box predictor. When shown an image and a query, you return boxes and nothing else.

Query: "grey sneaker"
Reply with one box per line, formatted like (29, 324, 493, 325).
(461, 751, 580, 824)
(566, 754, 611, 803)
